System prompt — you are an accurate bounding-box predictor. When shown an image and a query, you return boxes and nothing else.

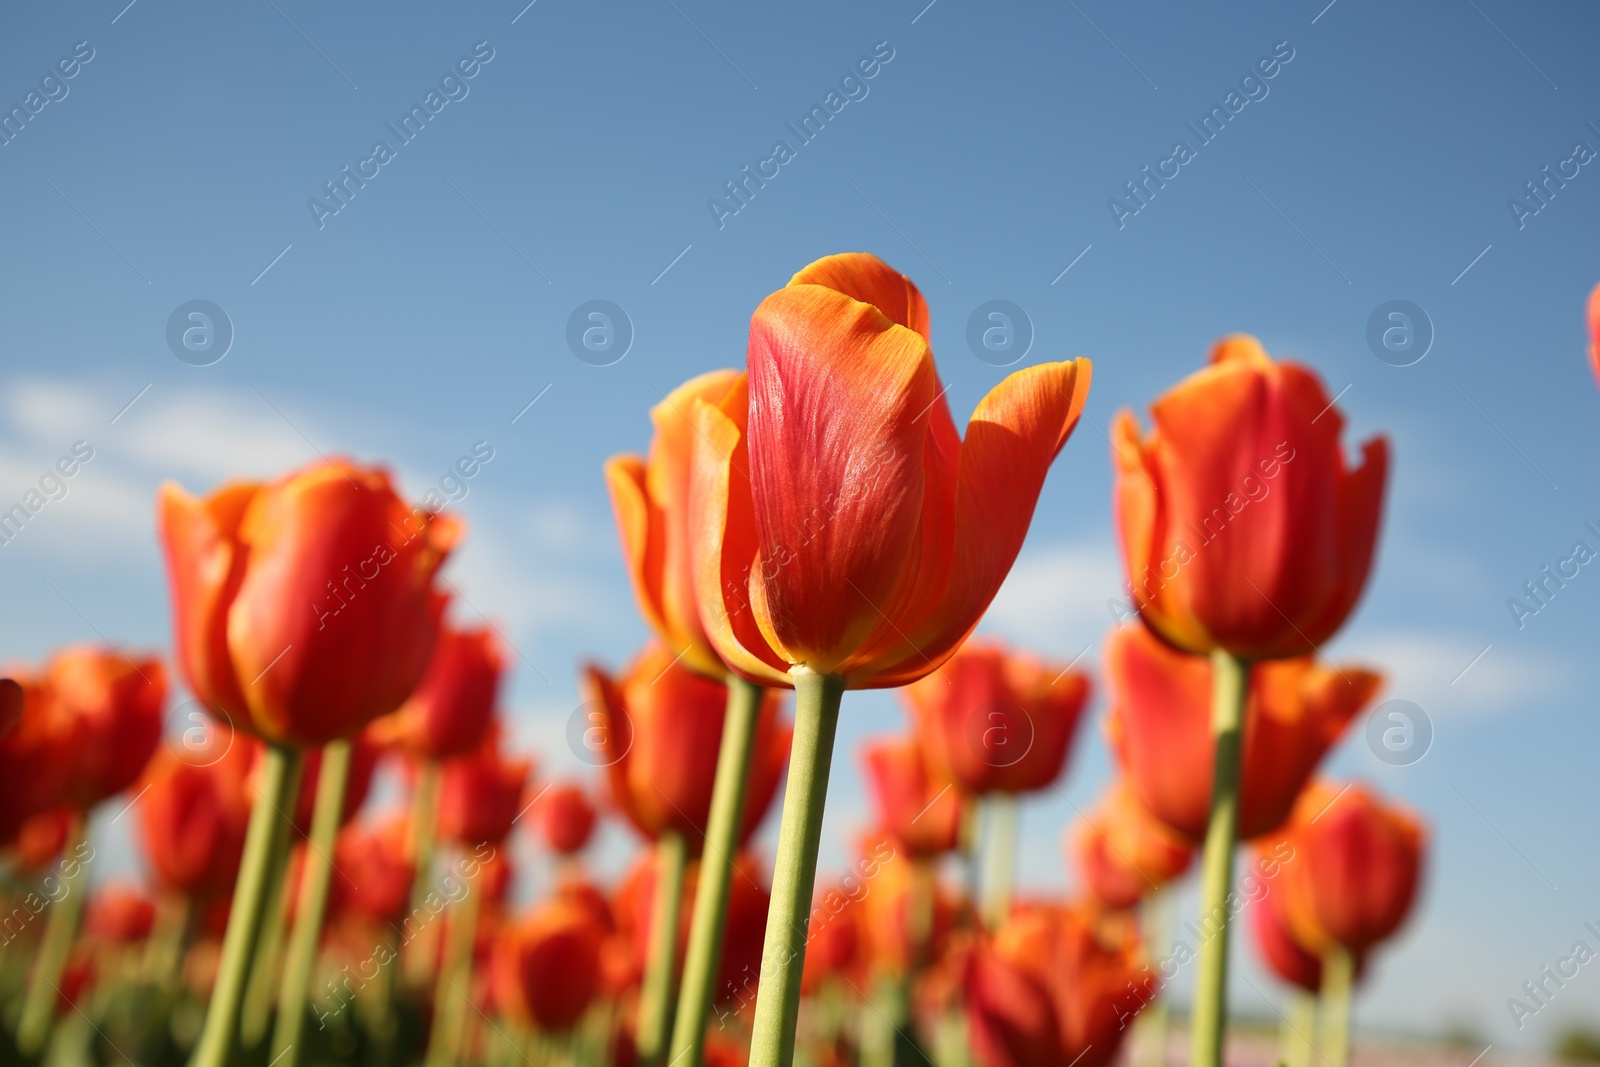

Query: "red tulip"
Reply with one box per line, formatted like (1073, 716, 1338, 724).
(855, 843, 960, 976)
(435, 728, 533, 846)
(10, 807, 76, 870)
(689, 252, 1092, 689)
(584, 643, 789, 846)
(372, 625, 502, 759)
(1105, 623, 1379, 841)
(85, 883, 157, 944)
(0, 673, 75, 846)
(606, 371, 747, 679)
(902, 638, 1090, 796)
(287, 727, 382, 835)
(45, 646, 166, 808)
(801, 883, 862, 994)
(331, 814, 415, 927)
(965, 902, 1146, 1067)
(492, 898, 607, 1031)
(1113, 335, 1388, 661)
(860, 738, 962, 858)
(1276, 781, 1426, 956)
(137, 741, 255, 899)
(1070, 783, 1193, 910)
(534, 780, 598, 855)
(0, 677, 24, 738)
(1247, 861, 1366, 994)
(157, 458, 460, 747)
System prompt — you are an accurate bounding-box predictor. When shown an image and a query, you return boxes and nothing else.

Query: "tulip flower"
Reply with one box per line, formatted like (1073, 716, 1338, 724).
(9, 807, 76, 869)
(436, 728, 533, 847)
(1248, 876, 1362, 1067)
(288, 726, 381, 835)
(535, 780, 599, 856)
(1274, 781, 1424, 1067)
(1105, 623, 1379, 842)
(85, 883, 157, 944)
(139, 743, 256, 900)
(492, 898, 608, 1031)
(0, 676, 21, 738)
(373, 625, 502, 759)
(801, 884, 863, 995)
(1070, 784, 1193, 911)
(965, 902, 1146, 1067)
(0, 673, 75, 848)
(860, 739, 962, 859)
(688, 253, 1091, 1067)
(1588, 282, 1600, 387)
(45, 646, 166, 808)
(159, 458, 459, 1067)
(332, 815, 416, 928)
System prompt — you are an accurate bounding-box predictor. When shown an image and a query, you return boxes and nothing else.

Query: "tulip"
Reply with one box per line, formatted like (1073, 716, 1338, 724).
(0, 676, 21, 738)
(535, 780, 599, 856)
(1588, 281, 1600, 387)
(1247, 864, 1358, 1067)
(964, 902, 1146, 1067)
(860, 739, 962, 859)
(1070, 784, 1193, 911)
(689, 253, 1091, 1067)
(800, 884, 862, 995)
(1275, 782, 1424, 1067)
(85, 883, 158, 944)
(374, 625, 502, 759)
(45, 646, 167, 808)
(493, 898, 608, 1031)
(332, 815, 416, 927)
(9, 807, 76, 870)
(1105, 623, 1379, 842)
(0, 673, 75, 849)
(139, 743, 256, 900)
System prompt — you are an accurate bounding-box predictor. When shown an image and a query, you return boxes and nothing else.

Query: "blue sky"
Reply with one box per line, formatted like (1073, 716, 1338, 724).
(1, 0, 1597, 1053)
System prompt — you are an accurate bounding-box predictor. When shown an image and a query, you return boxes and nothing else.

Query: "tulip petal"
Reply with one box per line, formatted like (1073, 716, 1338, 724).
(604, 454, 671, 646)
(787, 252, 932, 340)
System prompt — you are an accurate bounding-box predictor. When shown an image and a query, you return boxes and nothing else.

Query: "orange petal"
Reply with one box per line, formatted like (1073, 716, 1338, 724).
(603, 453, 671, 647)
(787, 252, 931, 340)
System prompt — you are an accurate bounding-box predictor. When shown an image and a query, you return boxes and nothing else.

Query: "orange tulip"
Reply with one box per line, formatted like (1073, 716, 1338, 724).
(1246, 859, 1366, 993)
(688, 252, 1091, 689)
(860, 738, 962, 858)
(855, 843, 961, 977)
(10, 807, 76, 870)
(1070, 783, 1193, 910)
(85, 883, 157, 944)
(1276, 781, 1426, 956)
(330, 814, 416, 927)
(583, 643, 789, 846)
(1113, 335, 1388, 660)
(45, 646, 166, 809)
(372, 625, 502, 759)
(157, 458, 460, 747)
(534, 780, 598, 856)
(903, 639, 1089, 796)
(1588, 282, 1600, 386)
(607, 371, 746, 679)
(964, 902, 1146, 1067)
(137, 742, 256, 900)
(492, 898, 608, 1031)
(1105, 623, 1379, 841)
(435, 727, 533, 847)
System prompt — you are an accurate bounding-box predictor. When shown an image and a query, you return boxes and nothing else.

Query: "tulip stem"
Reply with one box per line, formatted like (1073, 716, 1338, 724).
(241, 816, 300, 1047)
(424, 849, 482, 1067)
(404, 759, 442, 989)
(1283, 988, 1316, 1067)
(980, 793, 1018, 930)
(1319, 945, 1355, 1067)
(1189, 650, 1248, 1067)
(749, 669, 845, 1067)
(639, 830, 690, 1066)
(16, 811, 88, 1056)
(193, 743, 305, 1067)
(272, 739, 353, 1067)
(668, 676, 765, 1067)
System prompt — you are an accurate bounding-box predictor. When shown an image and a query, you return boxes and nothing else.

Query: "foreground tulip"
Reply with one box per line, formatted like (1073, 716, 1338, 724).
(1105, 624, 1379, 841)
(690, 253, 1091, 1067)
(965, 902, 1145, 1067)
(1070, 783, 1193, 911)
(159, 458, 459, 1067)
(1274, 782, 1424, 1067)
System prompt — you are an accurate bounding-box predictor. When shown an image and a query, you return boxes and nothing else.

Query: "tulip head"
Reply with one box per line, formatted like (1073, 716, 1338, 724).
(1105, 623, 1379, 841)
(534, 780, 599, 855)
(903, 638, 1090, 796)
(583, 643, 788, 847)
(374, 625, 502, 759)
(690, 253, 1091, 689)
(332, 814, 416, 927)
(0, 673, 77, 845)
(85, 883, 157, 944)
(1113, 336, 1388, 660)
(435, 728, 533, 847)
(44, 646, 167, 809)
(137, 741, 255, 899)
(1070, 783, 1193, 910)
(492, 898, 607, 1032)
(860, 738, 963, 858)
(158, 459, 460, 747)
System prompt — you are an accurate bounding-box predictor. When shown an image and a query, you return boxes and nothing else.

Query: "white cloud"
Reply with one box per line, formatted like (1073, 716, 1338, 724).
(1334, 630, 1571, 720)
(982, 540, 1123, 660)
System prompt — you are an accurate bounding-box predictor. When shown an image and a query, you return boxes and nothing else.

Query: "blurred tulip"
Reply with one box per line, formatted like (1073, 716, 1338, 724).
(1277, 781, 1426, 956)
(1249, 866, 1328, 994)
(1105, 623, 1379, 841)
(801, 884, 862, 994)
(85, 883, 157, 944)
(606, 371, 746, 679)
(535, 780, 599, 855)
(860, 738, 962, 858)
(584, 643, 788, 847)
(492, 897, 607, 1031)
(46, 646, 166, 808)
(903, 639, 1090, 796)
(137, 741, 255, 900)
(1588, 281, 1600, 386)
(435, 728, 532, 847)
(10, 807, 76, 870)
(965, 903, 1146, 1067)
(287, 727, 381, 834)
(372, 625, 503, 759)
(0, 674, 74, 847)
(1070, 784, 1194, 910)
(856, 844, 960, 977)
(330, 814, 415, 927)
(0, 677, 21, 737)
(158, 458, 460, 747)
(689, 253, 1091, 690)
(1112, 335, 1388, 661)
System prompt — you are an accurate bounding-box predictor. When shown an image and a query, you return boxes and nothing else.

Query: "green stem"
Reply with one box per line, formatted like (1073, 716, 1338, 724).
(638, 831, 689, 1065)
(142, 893, 194, 995)
(667, 676, 764, 1067)
(404, 760, 442, 990)
(16, 812, 89, 1056)
(1189, 649, 1248, 1067)
(748, 669, 845, 1067)
(1319, 945, 1355, 1067)
(192, 743, 305, 1067)
(240, 816, 298, 1048)
(1284, 988, 1317, 1067)
(860, 974, 910, 1067)
(980, 793, 1018, 930)
(271, 740, 353, 1067)
(424, 856, 481, 1067)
